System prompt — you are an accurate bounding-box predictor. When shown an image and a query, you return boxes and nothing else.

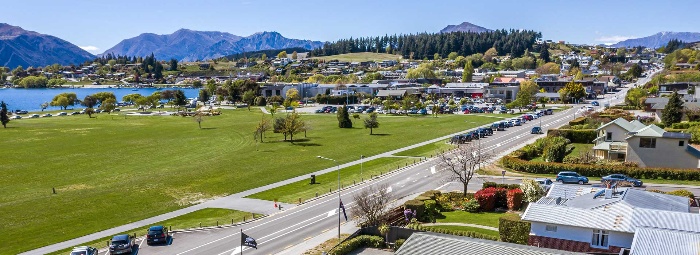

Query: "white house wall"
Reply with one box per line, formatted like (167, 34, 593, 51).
(530, 222, 633, 248)
(626, 137, 697, 168)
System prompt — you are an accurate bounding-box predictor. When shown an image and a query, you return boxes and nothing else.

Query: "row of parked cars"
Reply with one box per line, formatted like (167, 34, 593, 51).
(11, 109, 121, 119)
(536, 172, 644, 192)
(69, 225, 169, 255)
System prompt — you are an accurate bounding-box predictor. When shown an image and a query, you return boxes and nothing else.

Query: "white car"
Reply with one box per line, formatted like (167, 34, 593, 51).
(29, 114, 40, 118)
(10, 115, 22, 120)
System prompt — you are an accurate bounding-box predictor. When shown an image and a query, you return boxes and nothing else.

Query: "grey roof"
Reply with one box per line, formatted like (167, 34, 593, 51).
(629, 120, 647, 130)
(597, 117, 640, 132)
(395, 232, 586, 255)
(627, 124, 666, 138)
(535, 92, 560, 98)
(631, 228, 700, 255)
(546, 184, 599, 199)
(375, 90, 406, 97)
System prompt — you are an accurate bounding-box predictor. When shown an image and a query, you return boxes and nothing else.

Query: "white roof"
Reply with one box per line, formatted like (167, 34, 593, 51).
(631, 228, 700, 255)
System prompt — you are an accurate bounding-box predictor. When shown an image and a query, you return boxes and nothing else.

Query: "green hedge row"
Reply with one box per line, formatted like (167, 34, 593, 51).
(546, 129, 597, 144)
(482, 182, 521, 190)
(332, 235, 385, 255)
(671, 122, 700, 129)
(568, 117, 587, 126)
(501, 156, 700, 181)
(499, 214, 531, 245)
(408, 225, 499, 241)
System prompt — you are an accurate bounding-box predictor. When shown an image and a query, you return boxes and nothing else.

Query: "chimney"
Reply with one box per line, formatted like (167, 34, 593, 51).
(605, 188, 613, 199)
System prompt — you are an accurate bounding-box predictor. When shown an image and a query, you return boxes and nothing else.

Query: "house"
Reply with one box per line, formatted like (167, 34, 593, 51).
(593, 118, 700, 168)
(522, 184, 699, 254)
(395, 232, 585, 255)
(643, 97, 700, 119)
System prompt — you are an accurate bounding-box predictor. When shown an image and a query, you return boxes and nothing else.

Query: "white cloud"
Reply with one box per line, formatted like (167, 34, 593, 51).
(595, 35, 637, 43)
(79, 45, 100, 52)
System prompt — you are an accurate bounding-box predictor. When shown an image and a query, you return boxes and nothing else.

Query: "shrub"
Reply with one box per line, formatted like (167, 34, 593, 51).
(333, 235, 385, 255)
(394, 239, 405, 250)
(482, 182, 498, 189)
(671, 122, 700, 129)
(568, 116, 587, 126)
(507, 189, 524, 211)
(493, 188, 508, 209)
(420, 190, 441, 200)
(646, 189, 665, 194)
(499, 213, 531, 245)
(520, 179, 545, 202)
(407, 225, 498, 241)
(403, 200, 425, 222)
(424, 200, 439, 222)
(435, 194, 453, 211)
(462, 199, 480, 212)
(667, 189, 697, 206)
(546, 129, 597, 144)
(255, 96, 267, 106)
(542, 136, 569, 163)
(414, 196, 431, 202)
(475, 188, 497, 211)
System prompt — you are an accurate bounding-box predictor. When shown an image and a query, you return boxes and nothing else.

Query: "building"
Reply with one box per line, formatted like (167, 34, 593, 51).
(522, 184, 700, 254)
(485, 85, 519, 103)
(441, 83, 488, 98)
(396, 232, 585, 255)
(593, 118, 700, 168)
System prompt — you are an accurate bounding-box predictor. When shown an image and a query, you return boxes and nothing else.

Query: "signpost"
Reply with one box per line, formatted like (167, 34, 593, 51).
(501, 170, 506, 184)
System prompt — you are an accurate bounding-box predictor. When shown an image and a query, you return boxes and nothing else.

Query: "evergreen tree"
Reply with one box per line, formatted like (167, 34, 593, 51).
(337, 105, 353, 128)
(169, 59, 178, 71)
(462, 61, 473, 82)
(539, 42, 550, 62)
(662, 90, 684, 126)
(0, 101, 9, 128)
(174, 90, 187, 108)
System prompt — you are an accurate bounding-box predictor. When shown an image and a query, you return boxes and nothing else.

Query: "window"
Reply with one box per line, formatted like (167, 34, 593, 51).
(545, 225, 557, 232)
(680, 141, 685, 146)
(639, 138, 656, 148)
(606, 132, 613, 141)
(591, 229, 609, 248)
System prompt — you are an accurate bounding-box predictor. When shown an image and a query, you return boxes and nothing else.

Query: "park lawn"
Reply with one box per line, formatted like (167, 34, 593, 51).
(427, 225, 499, 239)
(312, 52, 400, 62)
(247, 157, 416, 203)
(435, 211, 507, 228)
(393, 141, 454, 158)
(47, 208, 258, 255)
(0, 109, 494, 254)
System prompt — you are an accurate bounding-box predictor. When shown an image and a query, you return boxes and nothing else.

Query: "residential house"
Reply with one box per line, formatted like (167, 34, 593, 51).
(643, 97, 700, 120)
(522, 184, 699, 254)
(593, 118, 700, 168)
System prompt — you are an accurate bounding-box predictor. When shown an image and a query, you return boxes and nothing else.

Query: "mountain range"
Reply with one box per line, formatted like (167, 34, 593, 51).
(0, 23, 94, 69)
(612, 32, 700, 48)
(102, 30, 324, 62)
(440, 22, 492, 33)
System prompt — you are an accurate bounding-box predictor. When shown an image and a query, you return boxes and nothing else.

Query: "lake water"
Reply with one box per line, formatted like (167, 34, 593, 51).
(0, 87, 201, 112)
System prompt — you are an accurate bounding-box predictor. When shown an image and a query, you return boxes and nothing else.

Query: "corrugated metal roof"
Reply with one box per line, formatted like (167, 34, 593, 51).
(631, 228, 700, 255)
(623, 189, 689, 212)
(629, 120, 647, 130)
(632, 209, 700, 232)
(546, 184, 599, 199)
(395, 232, 586, 255)
(536, 196, 568, 205)
(629, 124, 665, 138)
(597, 118, 638, 132)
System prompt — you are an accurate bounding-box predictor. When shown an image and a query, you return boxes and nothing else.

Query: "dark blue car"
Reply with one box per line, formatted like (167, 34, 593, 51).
(601, 174, 643, 187)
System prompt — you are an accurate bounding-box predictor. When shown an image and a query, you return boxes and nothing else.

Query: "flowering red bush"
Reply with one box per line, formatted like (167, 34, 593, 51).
(507, 188, 524, 211)
(475, 188, 497, 211)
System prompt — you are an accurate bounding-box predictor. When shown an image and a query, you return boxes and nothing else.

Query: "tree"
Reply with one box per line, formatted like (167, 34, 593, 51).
(267, 105, 277, 118)
(462, 61, 473, 82)
(242, 90, 256, 111)
(539, 42, 550, 62)
(101, 98, 116, 113)
(406, 63, 437, 79)
(626, 63, 643, 78)
(447, 52, 459, 60)
(350, 184, 392, 227)
(507, 80, 539, 111)
(286, 88, 300, 102)
(174, 90, 187, 109)
(363, 112, 380, 134)
(50, 92, 77, 110)
(438, 143, 493, 196)
(662, 90, 684, 126)
(291, 51, 298, 60)
(520, 179, 545, 202)
(402, 95, 416, 116)
(82, 96, 97, 118)
(337, 105, 353, 128)
(193, 80, 203, 88)
(206, 79, 217, 95)
(135, 97, 150, 112)
(194, 112, 205, 129)
(283, 112, 305, 143)
(484, 47, 498, 62)
(562, 81, 586, 103)
(277, 51, 288, 59)
(199, 89, 210, 104)
(0, 101, 9, 128)
(169, 59, 178, 71)
(254, 115, 271, 143)
(91, 92, 116, 105)
(261, 53, 267, 61)
(625, 88, 648, 108)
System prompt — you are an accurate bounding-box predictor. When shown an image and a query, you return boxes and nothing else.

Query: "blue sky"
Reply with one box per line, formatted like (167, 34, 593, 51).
(4, 0, 699, 54)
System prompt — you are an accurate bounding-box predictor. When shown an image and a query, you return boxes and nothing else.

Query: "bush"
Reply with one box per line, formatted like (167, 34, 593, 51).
(667, 189, 697, 206)
(482, 182, 520, 190)
(403, 200, 425, 222)
(482, 182, 498, 189)
(547, 129, 597, 144)
(475, 188, 497, 211)
(435, 194, 453, 211)
(462, 199, 480, 212)
(568, 116, 587, 126)
(407, 225, 498, 241)
(500, 156, 700, 181)
(394, 239, 405, 250)
(542, 136, 569, 163)
(671, 122, 700, 129)
(498, 213, 531, 245)
(333, 235, 385, 255)
(420, 190, 441, 200)
(254, 96, 267, 106)
(493, 188, 508, 209)
(520, 179, 545, 202)
(507, 189, 524, 211)
(424, 200, 439, 222)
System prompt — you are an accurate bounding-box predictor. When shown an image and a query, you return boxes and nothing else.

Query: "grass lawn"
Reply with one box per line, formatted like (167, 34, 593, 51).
(47, 208, 257, 255)
(435, 211, 507, 228)
(531, 143, 593, 162)
(427, 225, 499, 239)
(247, 157, 416, 203)
(0, 110, 494, 254)
(393, 141, 454, 158)
(312, 52, 401, 62)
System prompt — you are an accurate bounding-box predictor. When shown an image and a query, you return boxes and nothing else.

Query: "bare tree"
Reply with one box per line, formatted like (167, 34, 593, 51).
(437, 143, 494, 196)
(194, 112, 204, 129)
(350, 183, 393, 227)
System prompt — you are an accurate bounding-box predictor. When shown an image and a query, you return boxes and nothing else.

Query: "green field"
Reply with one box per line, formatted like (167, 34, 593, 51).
(427, 225, 499, 239)
(0, 109, 494, 254)
(393, 141, 454, 158)
(247, 157, 416, 203)
(48, 208, 258, 255)
(312, 52, 401, 62)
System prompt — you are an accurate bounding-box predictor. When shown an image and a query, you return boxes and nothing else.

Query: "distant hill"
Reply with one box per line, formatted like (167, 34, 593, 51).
(612, 32, 700, 48)
(103, 30, 323, 62)
(440, 22, 492, 33)
(0, 23, 94, 68)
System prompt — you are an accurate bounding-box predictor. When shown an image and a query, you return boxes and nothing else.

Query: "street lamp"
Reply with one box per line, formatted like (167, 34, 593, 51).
(317, 156, 341, 241)
(360, 155, 364, 181)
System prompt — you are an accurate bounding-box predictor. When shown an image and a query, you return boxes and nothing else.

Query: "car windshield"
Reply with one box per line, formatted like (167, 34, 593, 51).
(148, 230, 162, 235)
(112, 240, 127, 245)
(71, 252, 87, 255)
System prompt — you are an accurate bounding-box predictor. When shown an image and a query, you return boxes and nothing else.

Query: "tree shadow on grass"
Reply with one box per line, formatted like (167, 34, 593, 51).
(292, 142, 322, 147)
(371, 133, 391, 136)
(201, 127, 217, 130)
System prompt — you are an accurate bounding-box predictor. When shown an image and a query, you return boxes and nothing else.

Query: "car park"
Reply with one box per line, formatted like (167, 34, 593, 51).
(147, 225, 169, 245)
(69, 246, 99, 255)
(531, 126, 542, 134)
(109, 234, 135, 254)
(556, 171, 589, 184)
(601, 174, 643, 187)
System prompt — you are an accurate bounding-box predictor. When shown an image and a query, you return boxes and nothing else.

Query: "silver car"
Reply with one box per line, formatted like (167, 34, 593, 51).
(535, 178, 553, 192)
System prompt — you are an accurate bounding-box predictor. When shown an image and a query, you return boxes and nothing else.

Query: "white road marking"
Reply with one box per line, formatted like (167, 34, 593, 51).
(327, 209, 337, 217)
(228, 246, 243, 255)
(430, 166, 436, 174)
(386, 186, 393, 193)
(139, 237, 145, 248)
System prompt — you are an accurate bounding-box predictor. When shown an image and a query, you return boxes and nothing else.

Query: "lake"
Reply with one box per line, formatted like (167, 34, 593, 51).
(0, 87, 201, 112)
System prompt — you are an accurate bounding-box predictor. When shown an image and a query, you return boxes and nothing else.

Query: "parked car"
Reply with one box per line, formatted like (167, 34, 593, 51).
(41, 113, 52, 117)
(586, 106, 594, 112)
(109, 234, 135, 254)
(69, 246, 99, 255)
(30, 114, 40, 118)
(601, 174, 643, 187)
(591, 101, 599, 106)
(57, 112, 67, 116)
(512, 119, 521, 126)
(10, 115, 22, 119)
(71, 112, 80, 115)
(14, 110, 28, 114)
(556, 171, 589, 184)
(531, 126, 542, 134)
(544, 109, 553, 115)
(147, 225, 169, 245)
(535, 178, 554, 191)
(492, 122, 505, 131)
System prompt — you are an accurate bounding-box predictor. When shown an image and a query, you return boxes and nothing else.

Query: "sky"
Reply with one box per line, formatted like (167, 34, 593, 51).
(3, 0, 700, 55)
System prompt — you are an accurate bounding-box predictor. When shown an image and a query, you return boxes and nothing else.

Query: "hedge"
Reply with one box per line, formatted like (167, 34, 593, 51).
(408, 225, 499, 241)
(667, 189, 697, 206)
(482, 182, 520, 190)
(501, 156, 700, 181)
(420, 190, 441, 200)
(507, 189, 524, 211)
(403, 199, 426, 221)
(568, 116, 587, 126)
(498, 213, 531, 245)
(332, 235, 385, 255)
(664, 128, 688, 133)
(671, 122, 700, 129)
(546, 129, 597, 144)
